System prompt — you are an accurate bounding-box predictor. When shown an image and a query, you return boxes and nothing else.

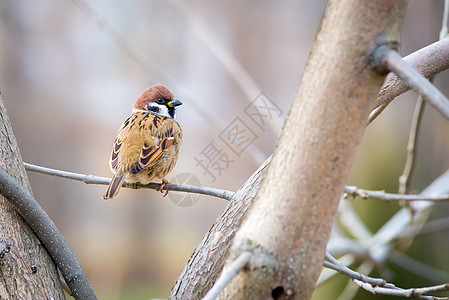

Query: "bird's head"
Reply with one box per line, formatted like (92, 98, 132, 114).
(133, 84, 182, 119)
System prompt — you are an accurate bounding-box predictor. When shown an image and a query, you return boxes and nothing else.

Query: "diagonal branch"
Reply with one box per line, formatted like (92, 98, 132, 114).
(0, 168, 96, 299)
(202, 251, 253, 300)
(369, 38, 449, 123)
(373, 45, 449, 121)
(398, 94, 426, 194)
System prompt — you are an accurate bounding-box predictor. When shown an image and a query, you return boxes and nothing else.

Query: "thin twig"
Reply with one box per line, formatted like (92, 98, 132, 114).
(324, 253, 449, 300)
(23, 162, 235, 201)
(399, 95, 426, 194)
(324, 253, 390, 288)
(352, 279, 448, 299)
(344, 186, 449, 202)
(336, 261, 374, 300)
(202, 251, 253, 300)
(373, 45, 449, 121)
(0, 168, 97, 299)
(317, 254, 357, 286)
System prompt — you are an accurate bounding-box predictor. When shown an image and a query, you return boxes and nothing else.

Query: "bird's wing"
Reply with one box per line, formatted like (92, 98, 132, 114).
(129, 114, 179, 175)
(110, 137, 121, 170)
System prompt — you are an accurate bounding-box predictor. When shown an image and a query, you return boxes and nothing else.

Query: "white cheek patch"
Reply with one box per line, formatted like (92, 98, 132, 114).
(145, 103, 172, 118)
(158, 105, 171, 118)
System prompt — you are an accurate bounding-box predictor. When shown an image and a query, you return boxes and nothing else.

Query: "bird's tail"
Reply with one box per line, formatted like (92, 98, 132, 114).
(103, 174, 127, 200)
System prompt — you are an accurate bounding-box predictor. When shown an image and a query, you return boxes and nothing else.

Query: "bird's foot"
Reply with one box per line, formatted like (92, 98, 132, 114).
(159, 178, 170, 197)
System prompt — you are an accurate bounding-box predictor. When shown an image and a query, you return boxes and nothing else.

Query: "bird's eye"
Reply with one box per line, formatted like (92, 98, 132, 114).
(156, 98, 165, 104)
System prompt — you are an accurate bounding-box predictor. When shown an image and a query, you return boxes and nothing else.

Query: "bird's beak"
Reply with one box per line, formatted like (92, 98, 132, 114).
(167, 98, 182, 107)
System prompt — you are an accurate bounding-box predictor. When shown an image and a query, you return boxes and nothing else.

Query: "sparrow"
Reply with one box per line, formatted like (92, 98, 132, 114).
(103, 85, 183, 200)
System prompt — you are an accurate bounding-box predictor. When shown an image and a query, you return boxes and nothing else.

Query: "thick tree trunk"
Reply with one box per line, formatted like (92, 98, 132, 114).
(221, 1, 408, 299)
(0, 96, 64, 299)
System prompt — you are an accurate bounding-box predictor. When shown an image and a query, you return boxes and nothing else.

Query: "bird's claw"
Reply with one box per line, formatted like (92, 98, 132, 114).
(159, 178, 170, 197)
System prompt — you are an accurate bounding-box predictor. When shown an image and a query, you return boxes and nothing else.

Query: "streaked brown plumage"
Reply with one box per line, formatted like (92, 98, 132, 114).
(103, 85, 182, 200)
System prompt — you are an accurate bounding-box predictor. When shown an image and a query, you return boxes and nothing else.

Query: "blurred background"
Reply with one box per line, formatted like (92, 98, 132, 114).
(0, 1, 448, 299)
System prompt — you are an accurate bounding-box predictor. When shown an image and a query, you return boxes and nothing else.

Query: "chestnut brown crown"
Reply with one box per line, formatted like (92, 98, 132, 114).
(133, 85, 175, 111)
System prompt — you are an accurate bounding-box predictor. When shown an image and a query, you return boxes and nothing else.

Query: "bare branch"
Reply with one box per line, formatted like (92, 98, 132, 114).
(27, 161, 449, 204)
(318, 254, 357, 286)
(352, 279, 448, 299)
(336, 261, 374, 300)
(369, 38, 449, 123)
(324, 253, 449, 300)
(0, 168, 96, 299)
(374, 45, 449, 121)
(202, 251, 252, 300)
(23, 162, 234, 201)
(411, 284, 449, 298)
(344, 186, 449, 202)
(324, 253, 390, 289)
(398, 95, 426, 194)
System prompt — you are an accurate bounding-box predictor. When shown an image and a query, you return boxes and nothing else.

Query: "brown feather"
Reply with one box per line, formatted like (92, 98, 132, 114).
(103, 174, 127, 200)
(104, 111, 182, 198)
(133, 85, 174, 111)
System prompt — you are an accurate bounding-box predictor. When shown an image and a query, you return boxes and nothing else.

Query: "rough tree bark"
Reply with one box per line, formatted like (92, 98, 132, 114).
(220, 1, 408, 299)
(0, 96, 64, 299)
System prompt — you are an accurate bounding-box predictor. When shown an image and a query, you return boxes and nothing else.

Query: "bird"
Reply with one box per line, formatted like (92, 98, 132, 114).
(102, 85, 183, 200)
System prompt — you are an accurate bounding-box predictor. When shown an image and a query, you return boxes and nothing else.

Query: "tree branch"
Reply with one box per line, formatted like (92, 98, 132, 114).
(344, 186, 449, 202)
(398, 94, 425, 194)
(352, 279, 448, 299)
(0, 168, 96, 299)
(23, 162, 234, 201)
(323, 253, 390, 288)
(202, 251, 252, 300)
(369, 38, 449, 123)
(324, 253, 449, 300)
(28, 162, 449, 203)
(373, 45, 449, 121)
